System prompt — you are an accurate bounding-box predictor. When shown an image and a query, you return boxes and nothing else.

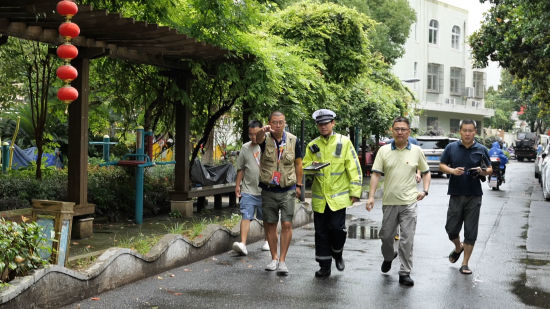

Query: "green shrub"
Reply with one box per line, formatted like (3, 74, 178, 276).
(1, 165, 175, 221)
(0, 171, 67, 211)
(0, 218, 51, 284)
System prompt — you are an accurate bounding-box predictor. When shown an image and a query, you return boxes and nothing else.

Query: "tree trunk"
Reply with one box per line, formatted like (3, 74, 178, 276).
(190, 97, 236, 166)
(202, 129, 215, 165)
(35, 138, 43, 180)
(349, 126, 355, 148)
(242, 100, 251, 143)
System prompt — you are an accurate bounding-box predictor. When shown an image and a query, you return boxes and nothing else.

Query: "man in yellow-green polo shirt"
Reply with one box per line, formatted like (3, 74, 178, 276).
(366, 116, 431, 287)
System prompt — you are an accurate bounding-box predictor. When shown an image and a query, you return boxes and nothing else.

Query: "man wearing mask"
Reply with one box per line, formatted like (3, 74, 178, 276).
(232, 120, 270, 256)
(303, 109, 362, 278)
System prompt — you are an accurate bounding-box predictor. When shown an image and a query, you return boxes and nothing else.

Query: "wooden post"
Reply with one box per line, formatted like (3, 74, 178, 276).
(174, 100, 191, 194)
(214, 194, 222, 209)
(68, 56, 90, 209)
(173, 72, 192, 198)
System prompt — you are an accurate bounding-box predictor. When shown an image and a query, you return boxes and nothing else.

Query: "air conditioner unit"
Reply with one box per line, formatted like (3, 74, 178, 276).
(465, 87, 474, 98)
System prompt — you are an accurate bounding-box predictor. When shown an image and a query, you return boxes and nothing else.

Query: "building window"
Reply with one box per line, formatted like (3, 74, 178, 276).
(452, 26, 461, 49)
(450, 119, 460, 133)
(429, 19, 439, 44)
(473, 71, 486, 98)
(450, 67, 465, 95)
(427, 116, 439, 129)
(427, 63, 443, 93)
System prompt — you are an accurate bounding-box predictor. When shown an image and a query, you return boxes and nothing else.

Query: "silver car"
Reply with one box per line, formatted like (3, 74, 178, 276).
(417, 136, 457, 176)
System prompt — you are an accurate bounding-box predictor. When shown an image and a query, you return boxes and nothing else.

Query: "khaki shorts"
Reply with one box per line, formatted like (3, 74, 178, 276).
(261, 189, 295, 223)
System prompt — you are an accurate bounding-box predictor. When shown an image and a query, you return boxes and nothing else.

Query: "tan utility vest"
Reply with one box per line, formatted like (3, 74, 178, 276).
(259, 132, 297, 188)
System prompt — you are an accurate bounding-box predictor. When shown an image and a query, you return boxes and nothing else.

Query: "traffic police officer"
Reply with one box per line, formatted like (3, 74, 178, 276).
(303, 109, 363, 278)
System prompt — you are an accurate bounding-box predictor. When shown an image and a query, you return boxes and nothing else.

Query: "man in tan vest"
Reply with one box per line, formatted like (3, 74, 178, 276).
(256, 111, 303, 275)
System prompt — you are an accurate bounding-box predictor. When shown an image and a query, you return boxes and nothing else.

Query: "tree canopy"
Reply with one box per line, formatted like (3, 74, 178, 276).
(0, 0, 417, 176)
(470, 0, 550, 114)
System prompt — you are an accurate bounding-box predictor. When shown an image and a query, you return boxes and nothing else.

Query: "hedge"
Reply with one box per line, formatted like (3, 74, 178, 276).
(0, 165, 174, 221)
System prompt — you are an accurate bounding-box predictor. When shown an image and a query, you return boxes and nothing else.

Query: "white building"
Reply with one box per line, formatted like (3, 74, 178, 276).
(393, 0, 494, 135)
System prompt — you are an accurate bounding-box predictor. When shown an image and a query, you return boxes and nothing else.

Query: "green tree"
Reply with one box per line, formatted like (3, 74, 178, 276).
(268, 1, 375, 85)
(327, 0, 416, 64)
(470, 0, 550, 112)
(0, 38, 60, 179)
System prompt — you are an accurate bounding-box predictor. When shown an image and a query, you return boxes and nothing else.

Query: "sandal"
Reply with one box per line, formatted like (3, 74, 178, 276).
(448, 247, 464, 263)
(459, 265, 472, 275)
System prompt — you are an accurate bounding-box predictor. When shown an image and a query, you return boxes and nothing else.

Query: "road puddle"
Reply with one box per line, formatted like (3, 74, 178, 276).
(347, 218, 380, 239)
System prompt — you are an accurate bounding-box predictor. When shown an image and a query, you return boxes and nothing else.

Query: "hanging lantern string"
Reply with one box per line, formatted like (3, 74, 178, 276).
(56, 0, 79, 113)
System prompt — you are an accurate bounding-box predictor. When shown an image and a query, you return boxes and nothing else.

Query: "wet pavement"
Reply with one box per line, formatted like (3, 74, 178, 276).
(66, 162, 549, 308)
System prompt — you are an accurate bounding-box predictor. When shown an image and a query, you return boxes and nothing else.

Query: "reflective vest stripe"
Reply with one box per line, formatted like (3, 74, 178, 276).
(351, 182, 362, 186)
(331, 247, 343, 253)
(331, 172, 344, 176)
(312, 194, 324, 199)
(350, 145, 363, 184)
(331, 191, 349, 198)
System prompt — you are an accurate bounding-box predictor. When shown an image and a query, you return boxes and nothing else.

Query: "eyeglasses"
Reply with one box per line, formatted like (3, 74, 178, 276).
(270, 121, 285, 126)
(393, 128, 410, 132)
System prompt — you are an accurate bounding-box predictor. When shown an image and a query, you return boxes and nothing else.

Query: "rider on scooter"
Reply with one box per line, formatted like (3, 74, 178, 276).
(489, 141, 509, 181)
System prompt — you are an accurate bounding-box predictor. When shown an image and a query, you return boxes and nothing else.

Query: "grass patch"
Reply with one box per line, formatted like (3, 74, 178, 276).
(115, 233, 163, 255)
(113, 214, 242, 256)
(164, 213, 242, 240)
(67, 255, 98, 271)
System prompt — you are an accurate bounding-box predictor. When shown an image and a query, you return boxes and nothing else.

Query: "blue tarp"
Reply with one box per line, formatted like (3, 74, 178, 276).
(7, 143, 63, 169)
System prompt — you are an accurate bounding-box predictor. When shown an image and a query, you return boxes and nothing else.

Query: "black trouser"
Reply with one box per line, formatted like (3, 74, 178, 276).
(314, 206, 347, 268)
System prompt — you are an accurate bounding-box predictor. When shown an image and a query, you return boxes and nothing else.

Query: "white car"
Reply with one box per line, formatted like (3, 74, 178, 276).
(540, 151, 550, 200)
(535, 144, 550, 180)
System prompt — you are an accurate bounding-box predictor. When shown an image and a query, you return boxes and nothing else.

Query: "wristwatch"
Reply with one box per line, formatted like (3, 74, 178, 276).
(296, 184, 303, 188)
(423, 190, 429, 196)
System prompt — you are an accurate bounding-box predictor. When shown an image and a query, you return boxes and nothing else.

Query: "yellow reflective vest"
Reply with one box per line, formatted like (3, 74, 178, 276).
(303, 133, 362, 213)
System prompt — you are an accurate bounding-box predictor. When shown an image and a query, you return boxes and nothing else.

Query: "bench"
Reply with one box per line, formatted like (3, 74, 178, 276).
(171, 183, 237, 211)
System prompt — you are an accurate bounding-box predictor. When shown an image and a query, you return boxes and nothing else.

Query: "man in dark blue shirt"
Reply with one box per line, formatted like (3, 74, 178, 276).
(439, 119, 492, 275)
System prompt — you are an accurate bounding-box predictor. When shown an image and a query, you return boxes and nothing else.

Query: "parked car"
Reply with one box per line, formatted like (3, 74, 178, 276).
(535, 144, 550, 179)
(416, 136, 458, 176)
(539, 151, 550, 200)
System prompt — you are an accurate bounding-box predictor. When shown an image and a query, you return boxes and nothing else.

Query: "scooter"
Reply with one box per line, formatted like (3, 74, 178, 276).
(488, 157, 503, 190)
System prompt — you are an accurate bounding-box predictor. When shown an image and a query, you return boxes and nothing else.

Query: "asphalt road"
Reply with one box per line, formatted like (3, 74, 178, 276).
(66, 162, 549, 309)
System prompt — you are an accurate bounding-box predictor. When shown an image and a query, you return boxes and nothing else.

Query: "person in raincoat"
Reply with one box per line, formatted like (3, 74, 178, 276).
(303, 109, 362, 278)
(488, 141, 508, 179)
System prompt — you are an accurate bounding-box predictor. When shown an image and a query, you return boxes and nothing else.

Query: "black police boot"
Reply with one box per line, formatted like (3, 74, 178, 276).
(334, 255, 345, 271)
(315, 267, 331, 278)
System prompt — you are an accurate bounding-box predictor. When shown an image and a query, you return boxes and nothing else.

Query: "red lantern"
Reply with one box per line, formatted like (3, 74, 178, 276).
(56, 65, 78, 82)
(57, 85, 79, 103)
(57, 43, 78, 60)
(56, 1, 78, 17)
(59, 22, 80, 39)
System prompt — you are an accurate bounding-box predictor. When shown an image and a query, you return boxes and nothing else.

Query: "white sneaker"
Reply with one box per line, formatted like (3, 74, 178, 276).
(232, 242, 248, 256)
(277, 261, 289, 275)
(265, 259, 278, 271)
(261, 241, 270, 251)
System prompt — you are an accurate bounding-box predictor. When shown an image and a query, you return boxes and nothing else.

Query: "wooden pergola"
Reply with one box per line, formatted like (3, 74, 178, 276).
(0, 0, 229, 215)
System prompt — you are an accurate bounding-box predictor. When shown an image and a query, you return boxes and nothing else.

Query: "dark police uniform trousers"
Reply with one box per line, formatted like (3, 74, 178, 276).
(314, 205, 347, 268)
